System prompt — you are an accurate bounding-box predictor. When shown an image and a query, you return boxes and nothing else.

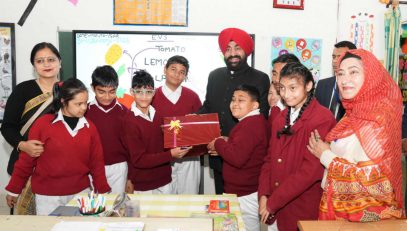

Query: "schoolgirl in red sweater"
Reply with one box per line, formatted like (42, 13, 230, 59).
(258, 63, 336, 231)
(5, 78, 110, 215)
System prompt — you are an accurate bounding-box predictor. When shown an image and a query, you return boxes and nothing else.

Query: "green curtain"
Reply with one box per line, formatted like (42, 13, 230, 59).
(384, 6, 401, 83)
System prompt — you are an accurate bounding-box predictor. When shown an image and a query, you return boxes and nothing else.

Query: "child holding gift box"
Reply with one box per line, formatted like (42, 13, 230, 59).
(122, 70, 191, 194)
(86, 65, 129, 194)
(207, 84, 270, 231)
(152, 55, 202, 194)
(5, 78, 111, 215)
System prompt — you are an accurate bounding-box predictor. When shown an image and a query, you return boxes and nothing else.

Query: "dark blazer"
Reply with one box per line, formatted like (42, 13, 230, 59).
(315, 76, 345, 121)
(258, 99, 336, 231)
(198, 63, 270, 172)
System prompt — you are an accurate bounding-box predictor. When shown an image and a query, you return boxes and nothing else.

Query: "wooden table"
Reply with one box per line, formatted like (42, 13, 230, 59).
(0, 215, 212, 231)
(298, 219, 407, 231)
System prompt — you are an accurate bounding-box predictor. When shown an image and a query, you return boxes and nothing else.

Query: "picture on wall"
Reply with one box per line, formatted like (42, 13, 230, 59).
(0, 23, 16, 121)
(271, 36, 322, 82)
(349, 12, 375, 52)
(114, 0, 188, 26)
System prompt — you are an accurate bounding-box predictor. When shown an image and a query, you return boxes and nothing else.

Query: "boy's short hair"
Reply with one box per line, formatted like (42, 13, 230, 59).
(334, 41, 357, 50)
(91, 65, 119, 88)
(234, 84, 260, 103)
(272, 53, 300, 66)
(132, 70, 154, 89)
(165, 55, 189, 74)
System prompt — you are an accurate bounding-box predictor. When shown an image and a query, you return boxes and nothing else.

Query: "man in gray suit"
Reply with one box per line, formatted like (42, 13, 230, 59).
(315, 41, 356, 121)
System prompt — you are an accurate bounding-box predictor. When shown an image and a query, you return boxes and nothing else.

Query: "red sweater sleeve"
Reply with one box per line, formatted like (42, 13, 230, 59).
(5, 118, 43, 194)
(88, 124, 111, 193)
(266, 118, 336, 213)
(214, 124, 257, 168)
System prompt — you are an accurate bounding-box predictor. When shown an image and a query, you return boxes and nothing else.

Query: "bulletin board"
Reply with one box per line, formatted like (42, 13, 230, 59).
(73, 30, 253, 106)
(114, 0, 188, 26)
(0, 23, 16, 121)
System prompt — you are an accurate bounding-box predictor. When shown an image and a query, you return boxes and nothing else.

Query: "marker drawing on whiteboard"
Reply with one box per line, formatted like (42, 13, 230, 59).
(124, 47, 159, 75)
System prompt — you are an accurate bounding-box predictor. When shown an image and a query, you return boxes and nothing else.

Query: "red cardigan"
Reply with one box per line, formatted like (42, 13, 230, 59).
(215, 114, 270, 196)
(152, 86, 202, 117)
(86, 100, 129, 165)
(268, 106, 281, 128)
(6, 114, 110, 196)
(258, 99, 336, 231)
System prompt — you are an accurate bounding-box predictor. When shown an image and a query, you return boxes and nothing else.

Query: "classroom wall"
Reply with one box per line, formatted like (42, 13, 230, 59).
(0, 0, 386, 195)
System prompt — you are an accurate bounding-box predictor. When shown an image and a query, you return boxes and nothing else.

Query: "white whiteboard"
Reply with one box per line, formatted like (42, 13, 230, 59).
(74, 31, 253, 104)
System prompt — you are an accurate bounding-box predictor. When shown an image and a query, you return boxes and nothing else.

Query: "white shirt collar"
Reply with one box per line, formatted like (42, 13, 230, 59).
(289, 107, 301, 125)
(52, 110, 89, 137)
(276, 99, 285, 111)
(130, 102, 156, 122)
(238, 109, 260, 121)
(88, 99, 123, 113)
(162, 84, 182, 104)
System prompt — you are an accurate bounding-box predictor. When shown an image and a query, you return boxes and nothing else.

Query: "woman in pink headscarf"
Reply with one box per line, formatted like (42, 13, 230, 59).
(308, 49, 404, 221)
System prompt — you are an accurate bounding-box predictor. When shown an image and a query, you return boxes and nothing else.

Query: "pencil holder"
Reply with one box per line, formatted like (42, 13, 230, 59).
(77, 191, 107, 216)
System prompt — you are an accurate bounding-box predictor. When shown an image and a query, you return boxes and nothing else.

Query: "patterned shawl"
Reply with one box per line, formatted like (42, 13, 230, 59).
(325, 49, 403, 209)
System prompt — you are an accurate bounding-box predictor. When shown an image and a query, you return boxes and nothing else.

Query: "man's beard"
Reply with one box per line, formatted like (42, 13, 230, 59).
(225, 55, 247, 71)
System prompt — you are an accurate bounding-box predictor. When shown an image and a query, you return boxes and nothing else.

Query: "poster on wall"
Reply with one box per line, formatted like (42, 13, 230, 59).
(271, 36, 322, 82)
(337, 0, 385, 61)
(0, 23, 16, 121)
(114, 0, 188, 26)
(349, 12, 375, 52)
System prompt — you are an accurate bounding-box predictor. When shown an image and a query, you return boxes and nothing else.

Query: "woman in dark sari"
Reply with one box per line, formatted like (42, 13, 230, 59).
(1, 42, 61, 214)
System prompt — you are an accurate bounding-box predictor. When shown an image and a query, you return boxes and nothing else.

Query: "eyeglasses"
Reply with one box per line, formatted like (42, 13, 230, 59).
(131, 88, 155, 97)
(34, 56, 59, 65)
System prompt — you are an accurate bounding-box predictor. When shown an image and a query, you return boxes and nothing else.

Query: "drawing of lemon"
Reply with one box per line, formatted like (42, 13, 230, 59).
(105, 44, 122, 65)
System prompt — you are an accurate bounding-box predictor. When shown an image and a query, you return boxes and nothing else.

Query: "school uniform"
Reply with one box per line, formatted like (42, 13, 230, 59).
(6, 111, 110, 215)
(86, 99, 129, 193)
(214, 110, 270, 231)
(268, 100, 285, 128)
(258, 99, 336, 231)
(121, 103, 174, 193)
(152, 85, 202, 194)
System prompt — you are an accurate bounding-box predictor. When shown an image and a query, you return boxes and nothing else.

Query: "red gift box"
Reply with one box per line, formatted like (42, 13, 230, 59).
(162, 113, 221, 149)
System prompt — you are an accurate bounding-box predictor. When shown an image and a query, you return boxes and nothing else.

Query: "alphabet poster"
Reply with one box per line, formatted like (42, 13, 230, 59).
(271, 36, 323, 81)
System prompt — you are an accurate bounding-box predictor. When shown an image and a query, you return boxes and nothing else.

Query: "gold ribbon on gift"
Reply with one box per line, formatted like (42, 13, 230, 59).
(169, 120, 182, 134)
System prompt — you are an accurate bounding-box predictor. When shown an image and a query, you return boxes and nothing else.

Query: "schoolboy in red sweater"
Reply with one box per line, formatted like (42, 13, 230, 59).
(207, 84, 270, 231)
(86, 65, 129, 194)
(152, 55, 202, 194)
(6, 78, 110, 215)
(122, 70, 191, 194)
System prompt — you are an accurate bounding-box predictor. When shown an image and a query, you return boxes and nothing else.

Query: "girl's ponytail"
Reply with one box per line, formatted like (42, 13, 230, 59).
(51, 81, 64, 113)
